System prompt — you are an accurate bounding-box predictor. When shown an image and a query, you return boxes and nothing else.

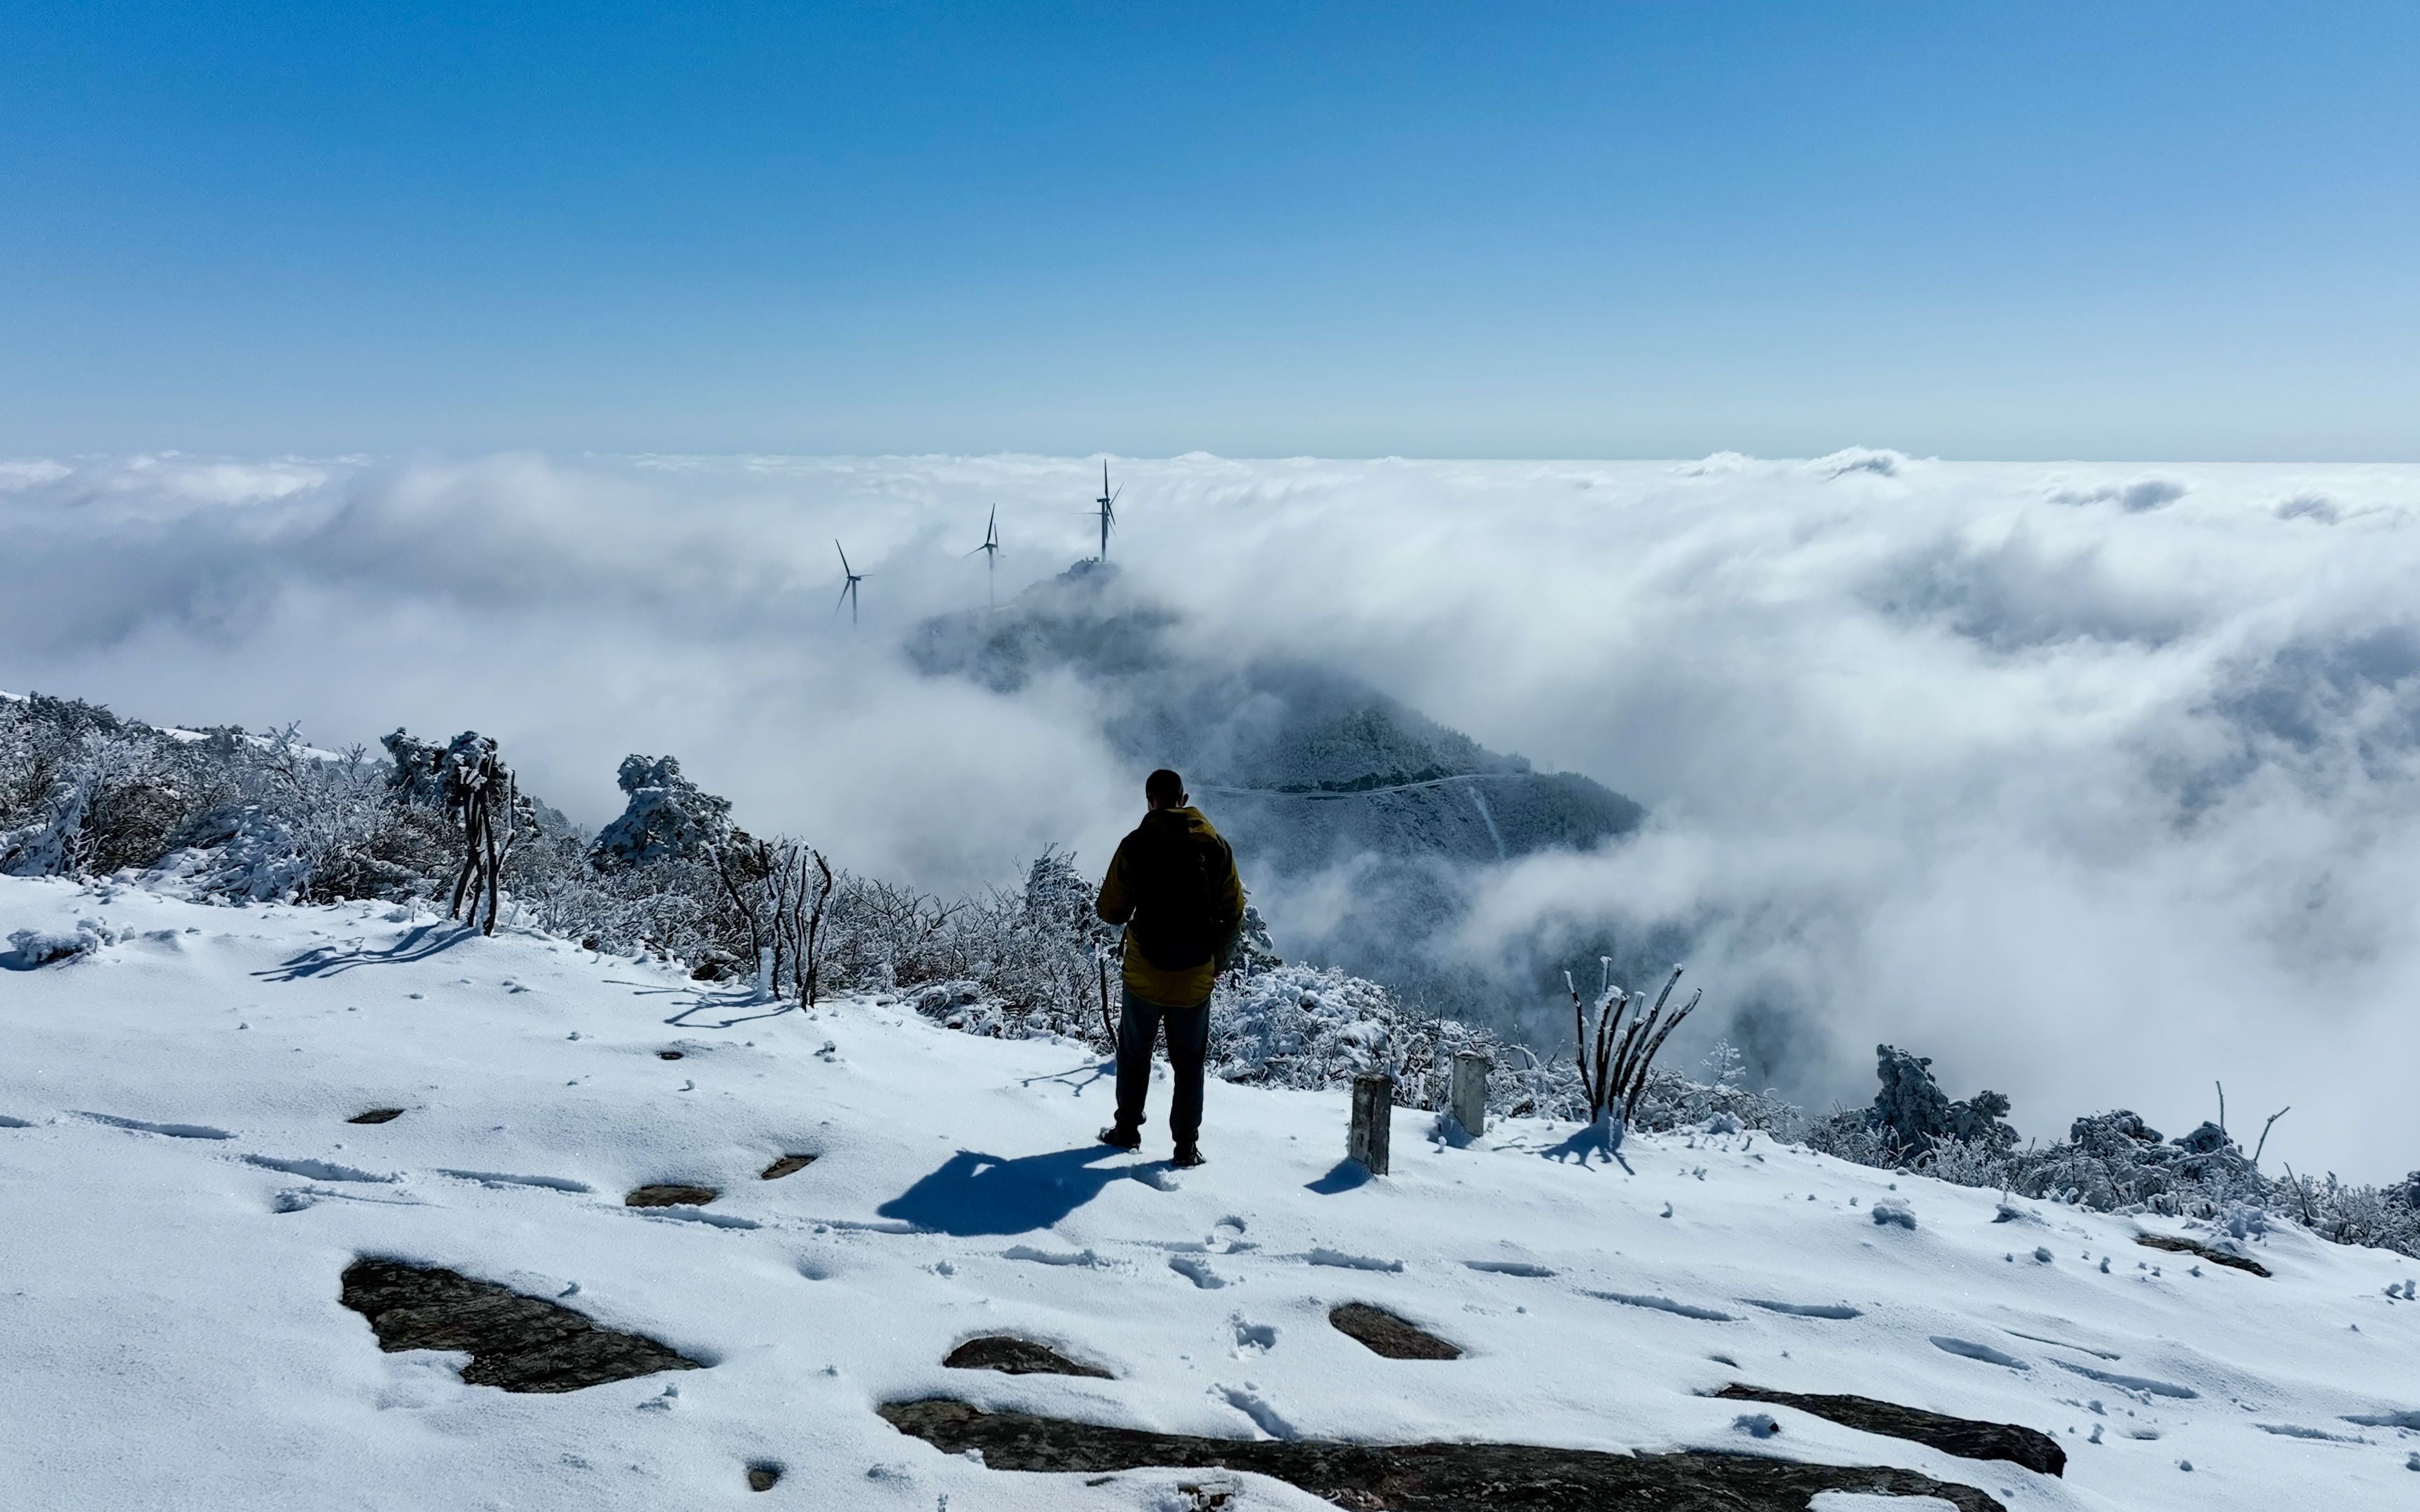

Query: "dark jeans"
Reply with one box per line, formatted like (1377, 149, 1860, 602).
(1113, 986, 1210, 1144)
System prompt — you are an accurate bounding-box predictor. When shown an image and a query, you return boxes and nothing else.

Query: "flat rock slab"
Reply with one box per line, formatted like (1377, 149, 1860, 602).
(944, 1335, 1113, 1378)
(625, 1184, 719, 1208)
(339, 1257, 701, 1393)
(879, 1399, 2004, 1512)
(1715, 1383, 2065, 1476)
(2137, 1232, 2270, 1276)
(760, 1154, 818, 1180)
(1329, 1302, 1460, 1360)
(346, 1108, 405, 1124)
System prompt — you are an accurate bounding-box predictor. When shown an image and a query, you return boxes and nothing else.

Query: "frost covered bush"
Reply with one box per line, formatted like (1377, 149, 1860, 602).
(0, 695, 466, 902)
(0, 696, 247, 878)
(1210, 963, 1404, 1088)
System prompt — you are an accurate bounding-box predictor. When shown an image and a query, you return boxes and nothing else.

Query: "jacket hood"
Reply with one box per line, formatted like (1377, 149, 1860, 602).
(1140, 805, 1221, 842)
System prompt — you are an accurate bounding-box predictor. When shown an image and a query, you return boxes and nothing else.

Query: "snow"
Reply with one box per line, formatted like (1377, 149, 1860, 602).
(2, 872, 2415, 1508)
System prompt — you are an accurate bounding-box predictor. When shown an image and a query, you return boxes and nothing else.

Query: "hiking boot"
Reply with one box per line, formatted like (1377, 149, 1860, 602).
(1171, 1142, 1206, 1168)
(1098, 1124, 1142, 1152)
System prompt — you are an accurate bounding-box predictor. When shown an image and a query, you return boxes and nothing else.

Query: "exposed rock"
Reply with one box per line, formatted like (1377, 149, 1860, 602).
(760, 1153, 818, 1180)
(1869, 1046, 2014, 1154)
(625, 1184, 718, 1208)
(745, 1462, 782, 1491)
(2071, 1110, 2162, 1151)
(657, 1050, 685, 1060)
(943, 1336, 1113, 1378)
(1714, 1383, 2065, 1476)
(338, 1257, 700, 1392)
(877, 1398, 2005, 1512)
(1328, 1303, 1460, 1360)
(347, 1108, 405, 1125)
(2137, 1232, 2271, 1277)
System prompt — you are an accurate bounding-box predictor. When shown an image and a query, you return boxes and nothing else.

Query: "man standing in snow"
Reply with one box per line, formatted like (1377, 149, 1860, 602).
(1094, 768, 1243, 1168)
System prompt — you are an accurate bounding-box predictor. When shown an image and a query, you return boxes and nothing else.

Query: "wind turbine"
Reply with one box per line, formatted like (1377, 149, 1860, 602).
(833, 540, 865, 626)
(1094, 461, 1121, 561)
(968, 504, 1001, 606)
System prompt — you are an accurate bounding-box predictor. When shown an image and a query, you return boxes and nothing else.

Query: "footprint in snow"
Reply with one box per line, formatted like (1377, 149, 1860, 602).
(1218, 1385, 1298, 1440)
(1170, 1255, 1228, 1289)
(1929, 1336, 2029, 1370)
(76, 1111, 235, 1140)
(2053, 1359, 2197, 1399)
(1587, 1291, 1737, 1322)
(1742, 1299, 1861, 1320)
(1001, 1245, 1106, 1268)
(1305, 1247, 1402, 1273)
(436, 1169, 595, 1194)
(243, 1153, 396, 1183)
(1230, 1320, 1277, 1354)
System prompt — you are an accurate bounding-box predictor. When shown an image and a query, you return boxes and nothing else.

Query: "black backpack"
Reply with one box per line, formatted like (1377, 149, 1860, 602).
(1126, 824, 1232, 973)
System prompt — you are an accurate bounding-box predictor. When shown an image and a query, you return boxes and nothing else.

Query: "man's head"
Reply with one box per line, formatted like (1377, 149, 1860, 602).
(1145, 768, 1187, 811)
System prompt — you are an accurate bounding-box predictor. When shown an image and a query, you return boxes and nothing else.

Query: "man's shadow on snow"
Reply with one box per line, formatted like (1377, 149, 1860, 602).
(877, 1145, 1148, 1236)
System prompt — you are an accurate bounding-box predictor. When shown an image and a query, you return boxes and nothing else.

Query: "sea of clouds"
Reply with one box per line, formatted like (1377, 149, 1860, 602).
(7, 449, 2419, 1179)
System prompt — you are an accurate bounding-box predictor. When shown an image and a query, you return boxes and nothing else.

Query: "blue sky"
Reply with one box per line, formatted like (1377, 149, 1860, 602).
(5, 3, 2416, 458)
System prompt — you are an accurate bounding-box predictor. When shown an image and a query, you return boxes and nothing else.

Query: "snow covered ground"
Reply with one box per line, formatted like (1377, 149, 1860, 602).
(1, 872, 2412, 1509)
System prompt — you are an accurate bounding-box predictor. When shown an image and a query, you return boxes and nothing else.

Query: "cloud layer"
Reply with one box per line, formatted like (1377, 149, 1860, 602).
(7, 449, 2419, 1178)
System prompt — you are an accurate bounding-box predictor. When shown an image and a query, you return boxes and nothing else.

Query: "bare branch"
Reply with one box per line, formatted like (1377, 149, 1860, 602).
(2253, 1105, 2291, 1165)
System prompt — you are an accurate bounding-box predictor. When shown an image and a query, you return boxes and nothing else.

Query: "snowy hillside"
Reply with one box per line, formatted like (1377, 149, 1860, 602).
(2, 873, 2412, 1510)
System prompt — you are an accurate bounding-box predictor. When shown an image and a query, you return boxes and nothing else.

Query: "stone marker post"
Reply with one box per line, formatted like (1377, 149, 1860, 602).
(1450, 1051, 1490, 1138)
(1349, 1073, 1393, 1175)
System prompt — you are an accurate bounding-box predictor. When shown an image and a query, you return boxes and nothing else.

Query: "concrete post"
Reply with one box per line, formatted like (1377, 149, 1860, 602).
(1349, 1073, 1393, 1175)
(1450, 1051, 1491, 1138)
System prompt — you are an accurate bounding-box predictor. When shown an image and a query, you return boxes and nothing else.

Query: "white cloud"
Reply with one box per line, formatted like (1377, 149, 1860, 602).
(6, 451, 2420, 1179)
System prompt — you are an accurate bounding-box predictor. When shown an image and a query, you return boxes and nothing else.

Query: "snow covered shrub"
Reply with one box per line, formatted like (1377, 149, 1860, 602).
(944, 848, 1122, 1042)
(1210, 962, 1405, 1089)
(173, 728, 452, 904)
(0, 697, 231, 878)
(1625, 1044, 1804, 1137)
(6, 917, 116, 964)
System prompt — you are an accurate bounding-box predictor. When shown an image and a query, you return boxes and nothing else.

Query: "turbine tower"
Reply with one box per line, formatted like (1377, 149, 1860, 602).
(1094, 461, 1120, 561)
(833, 540, 865, 626)
(969, 504, 1001, 606)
